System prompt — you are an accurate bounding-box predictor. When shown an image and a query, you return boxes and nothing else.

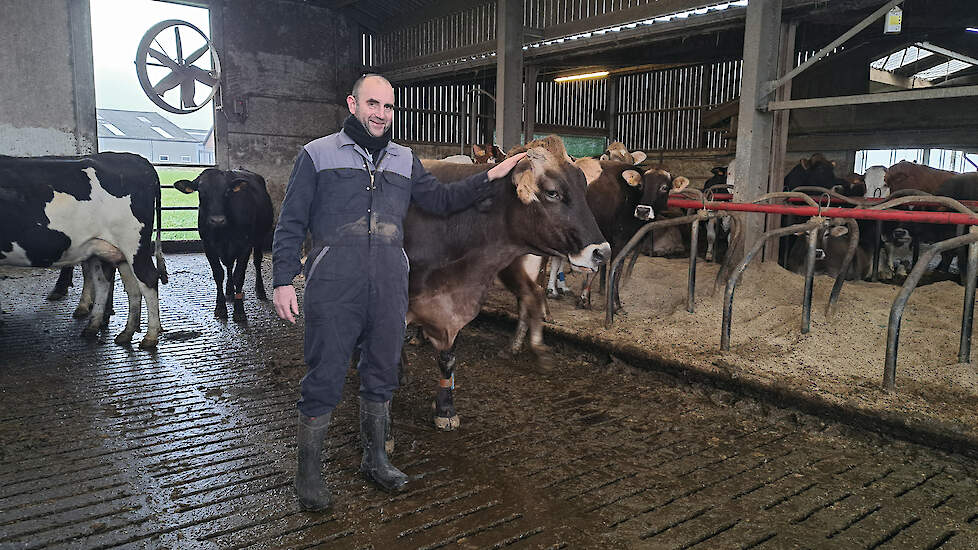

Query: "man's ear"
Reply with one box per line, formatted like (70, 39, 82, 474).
(346, 95, 357, 114)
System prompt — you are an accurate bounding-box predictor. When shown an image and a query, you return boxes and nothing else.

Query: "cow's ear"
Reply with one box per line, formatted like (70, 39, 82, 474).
(829, 225, 849, 237)
(174, 179, 198, 194)
(599, 153, 610, 161)
(575, 158, 603, 185)
(230, 178, 248, 192)
(472, 144, 485, 156)
(631, 150, 647, 165)
(513, 162, 539, 204)
(672, 176, 690, 191)
(622, 169, 642, 187)
(800, 158, 810, 170)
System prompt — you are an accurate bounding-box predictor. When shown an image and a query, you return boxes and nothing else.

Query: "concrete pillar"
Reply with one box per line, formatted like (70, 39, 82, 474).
(765, 21, 796, 262)
(495, 0, 523, 150)
(523, 64, 537, 143)
(733, 0, 782, 257)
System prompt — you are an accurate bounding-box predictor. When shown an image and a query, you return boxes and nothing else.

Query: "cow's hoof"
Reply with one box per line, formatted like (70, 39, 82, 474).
(433, 415, 460, 431)
(73, 306, 91, 319)
(80, 326, 99, 338)
(114, 331, 134, 345)
(138, 336, 158, 349)
(256, 290, 268, 301)
(215, 306, 228, 319)
(575, 297, 592, 310)
(47, 289, 68, 301)
(232, 310, 246, 323)
(547, 289, 560, 299)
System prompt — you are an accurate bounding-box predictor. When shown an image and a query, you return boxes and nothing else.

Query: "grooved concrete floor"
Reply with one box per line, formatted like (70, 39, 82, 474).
(2, 254, 978, 549)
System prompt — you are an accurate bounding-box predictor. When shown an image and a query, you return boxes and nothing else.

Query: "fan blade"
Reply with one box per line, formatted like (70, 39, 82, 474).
(147, 48, 181, 71)
(152, 70, 184, 95)
(180, 80, 197, 109)
(189, 66, 218, 87)
(174, 27, 184, 64)
(185, 44, 209, 65)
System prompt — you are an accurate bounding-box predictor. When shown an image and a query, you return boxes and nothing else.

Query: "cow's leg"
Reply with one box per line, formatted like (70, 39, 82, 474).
(433, 344, 460, 431)
(113, 261, 144, 346)
(231, 250, 251, 323)
(204, 247, 227, 318)
(48, 266, 74, 301)
(547, 257, 561, 298)
(577, 270, 599, 309)
(74, 261, 95, 318)
(706, 218, 717, 261)
(80, 258, 110, 338)
(253, 244, 268, 300)
(137, 276, 161, 349)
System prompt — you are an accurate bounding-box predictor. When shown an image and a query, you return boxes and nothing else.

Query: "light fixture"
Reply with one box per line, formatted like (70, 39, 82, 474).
(554, 70, 610, 82)
(967, 28, 978, 33)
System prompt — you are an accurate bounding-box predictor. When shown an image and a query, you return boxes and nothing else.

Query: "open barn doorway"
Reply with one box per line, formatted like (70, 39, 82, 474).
(90, 0, 216, 246)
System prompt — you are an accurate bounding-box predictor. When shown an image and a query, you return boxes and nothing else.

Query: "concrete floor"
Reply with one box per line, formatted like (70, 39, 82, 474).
(2, 254, 978, 549)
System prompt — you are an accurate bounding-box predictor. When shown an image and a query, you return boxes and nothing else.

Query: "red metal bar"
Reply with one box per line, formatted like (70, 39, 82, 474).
(666, 198, 978, 225)
(700, 193, 978, 209)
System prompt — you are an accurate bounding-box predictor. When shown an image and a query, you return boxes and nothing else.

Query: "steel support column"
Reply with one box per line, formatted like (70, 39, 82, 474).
(523, 64, 537, 143)
(733, 0, 781, 256)
(495, 0, 523, 150)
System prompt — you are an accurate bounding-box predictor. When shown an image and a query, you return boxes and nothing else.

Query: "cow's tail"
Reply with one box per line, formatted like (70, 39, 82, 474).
(155, 179, 169, 285)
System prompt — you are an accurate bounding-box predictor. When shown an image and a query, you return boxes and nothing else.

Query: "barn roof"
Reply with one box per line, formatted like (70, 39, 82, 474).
(95, 109, 198, 143)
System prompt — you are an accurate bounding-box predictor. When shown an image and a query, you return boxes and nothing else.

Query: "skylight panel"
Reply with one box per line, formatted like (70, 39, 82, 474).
(151, 126, 175, 139)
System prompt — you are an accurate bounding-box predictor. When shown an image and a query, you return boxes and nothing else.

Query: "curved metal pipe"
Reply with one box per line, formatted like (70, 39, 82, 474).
(870, 195, 978, 217)
(959, 226, 978, 363)
(605, 213, 703, 327)
(688, 216, 700, 313)
(721, 219, 823, 350)
(827, 217, 860, 313)
(802, 228, 820, 334)
(884, 231, 978, 390)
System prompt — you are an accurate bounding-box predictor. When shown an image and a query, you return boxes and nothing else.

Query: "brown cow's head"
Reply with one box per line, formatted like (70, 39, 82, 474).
(601, 141, 647, 165)
(509, 146, 610, 272)
(472, 144, 506, 164)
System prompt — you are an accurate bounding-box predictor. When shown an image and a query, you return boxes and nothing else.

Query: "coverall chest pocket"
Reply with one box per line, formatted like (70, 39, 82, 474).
(320, 169, 367, 214)
(377, 172, 412, 218)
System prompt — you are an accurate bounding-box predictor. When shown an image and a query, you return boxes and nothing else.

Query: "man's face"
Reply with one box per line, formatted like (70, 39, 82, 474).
(347, 77, 394, 137)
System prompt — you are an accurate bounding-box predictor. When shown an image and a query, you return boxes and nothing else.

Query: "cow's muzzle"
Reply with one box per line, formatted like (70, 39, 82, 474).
(634, 205, 655, 221)
(207, 215, 228, 228)
(892, 228, 911, 243)
(567, 242, 612, 272)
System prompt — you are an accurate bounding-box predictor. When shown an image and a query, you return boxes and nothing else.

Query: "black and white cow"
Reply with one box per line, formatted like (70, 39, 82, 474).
(174, 168, 273, 322)
(0, 152, 167, 347)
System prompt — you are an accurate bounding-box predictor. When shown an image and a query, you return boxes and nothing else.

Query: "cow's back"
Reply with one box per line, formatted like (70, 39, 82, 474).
(885, 161, 956, 194)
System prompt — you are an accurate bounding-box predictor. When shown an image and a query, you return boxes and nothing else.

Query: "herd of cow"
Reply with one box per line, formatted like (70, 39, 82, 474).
(3, 139, 977, 430)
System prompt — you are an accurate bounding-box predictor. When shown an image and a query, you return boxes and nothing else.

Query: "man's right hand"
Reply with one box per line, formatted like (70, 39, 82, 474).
(273, 285, 299, 323)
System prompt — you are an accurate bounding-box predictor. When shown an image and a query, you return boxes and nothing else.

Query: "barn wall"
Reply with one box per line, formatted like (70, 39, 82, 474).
(0, 0, 96, 155)
(209, 0, 361, 218)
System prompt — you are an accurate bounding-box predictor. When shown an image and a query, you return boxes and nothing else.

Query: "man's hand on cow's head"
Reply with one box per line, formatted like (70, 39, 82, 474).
(487, 152, 527, 181)
(273, 285, 299, 324)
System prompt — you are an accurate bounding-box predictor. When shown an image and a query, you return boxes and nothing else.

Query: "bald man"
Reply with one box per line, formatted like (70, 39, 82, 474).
(272, 74, 524, 510)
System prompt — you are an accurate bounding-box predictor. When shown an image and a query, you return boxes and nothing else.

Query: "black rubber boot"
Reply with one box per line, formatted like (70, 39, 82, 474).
(360, 398, 408, 492)
(296, 411, 332, 511)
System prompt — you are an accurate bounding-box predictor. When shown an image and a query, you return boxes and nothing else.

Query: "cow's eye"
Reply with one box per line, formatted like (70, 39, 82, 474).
(544, 189, 560, 201)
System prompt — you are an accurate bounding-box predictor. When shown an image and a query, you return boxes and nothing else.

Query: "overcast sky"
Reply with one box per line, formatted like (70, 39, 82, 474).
(90, 0, 214, 130)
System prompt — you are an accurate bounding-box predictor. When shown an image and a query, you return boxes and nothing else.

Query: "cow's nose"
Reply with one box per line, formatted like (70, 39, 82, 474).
(634, 205, 654, 220)
(208, 215, 227, 227)
(894, 228, 909, 239)
(593, 243, 611, 265)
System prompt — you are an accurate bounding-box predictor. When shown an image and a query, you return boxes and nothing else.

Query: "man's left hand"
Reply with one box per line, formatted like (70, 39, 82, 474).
(487, 152, 527, 181)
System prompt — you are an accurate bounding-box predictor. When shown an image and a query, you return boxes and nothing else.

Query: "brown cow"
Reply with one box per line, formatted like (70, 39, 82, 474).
(407, 145, 610, 430)
(884, 161, 958, 194)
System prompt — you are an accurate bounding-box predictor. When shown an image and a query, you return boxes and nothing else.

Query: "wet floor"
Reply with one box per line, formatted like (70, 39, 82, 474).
(2, 254, 978, 549)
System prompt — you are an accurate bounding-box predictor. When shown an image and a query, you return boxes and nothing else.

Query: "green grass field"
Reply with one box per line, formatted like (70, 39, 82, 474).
(157, 166, 204, 241)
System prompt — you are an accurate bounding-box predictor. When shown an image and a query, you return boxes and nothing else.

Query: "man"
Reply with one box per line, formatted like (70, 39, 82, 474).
(272, 74, 525, 511)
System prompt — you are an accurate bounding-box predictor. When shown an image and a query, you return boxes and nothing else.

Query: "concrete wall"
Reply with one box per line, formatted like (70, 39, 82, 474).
(210, 0, 361, 217)
(0, 0, 96, 155)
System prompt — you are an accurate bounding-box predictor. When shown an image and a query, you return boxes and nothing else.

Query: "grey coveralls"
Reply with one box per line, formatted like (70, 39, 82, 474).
(272, 130, 492, 417)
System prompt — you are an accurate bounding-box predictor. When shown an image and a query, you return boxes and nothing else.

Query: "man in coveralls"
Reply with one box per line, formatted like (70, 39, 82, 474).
(272, 74, 525, 511)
